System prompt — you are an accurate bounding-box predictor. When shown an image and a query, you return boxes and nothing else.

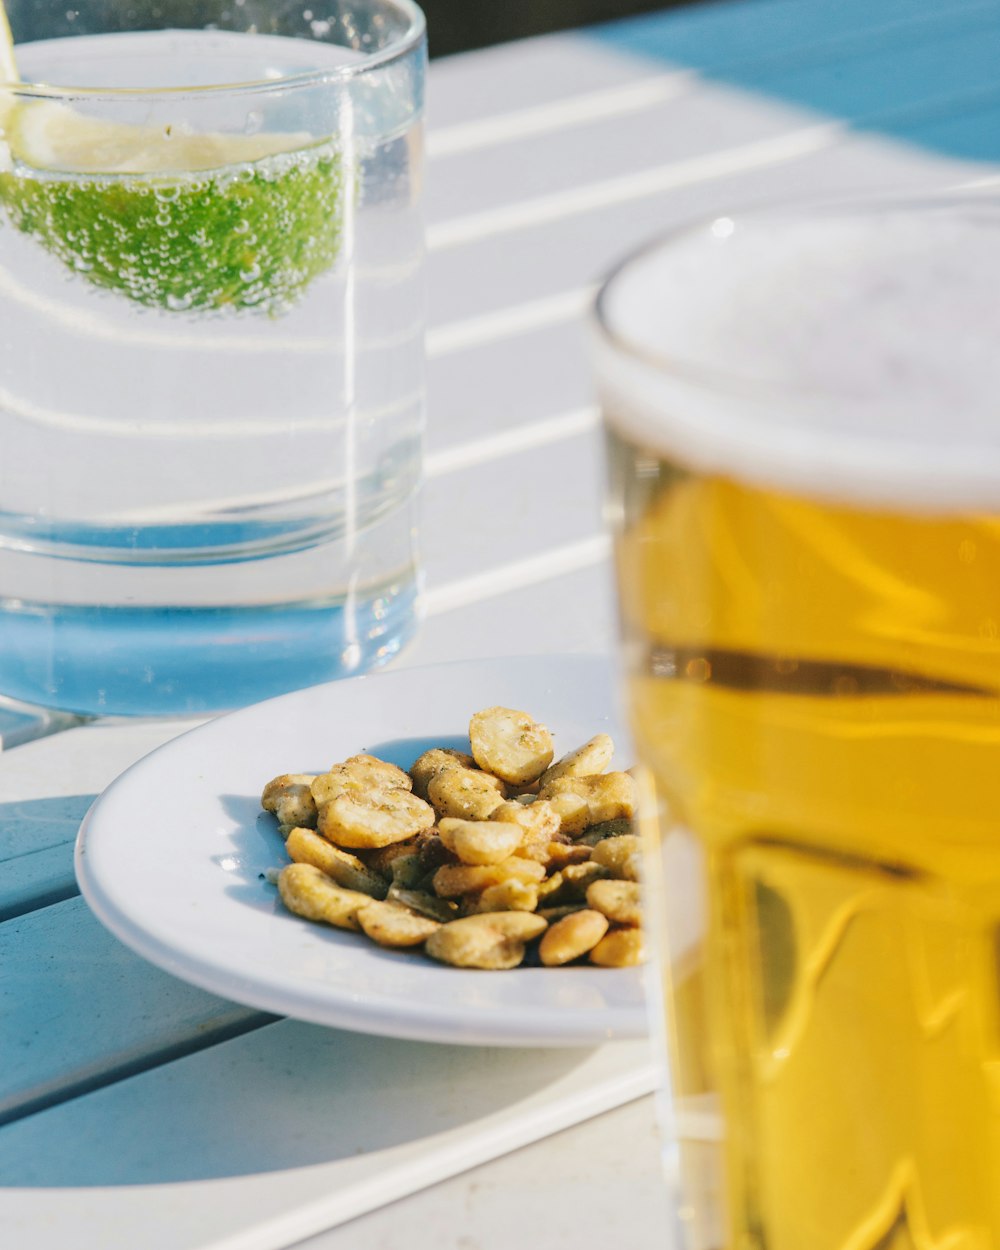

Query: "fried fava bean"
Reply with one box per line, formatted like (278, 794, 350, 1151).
(426, 766, 507, 821)
(261, 774, 318, 829)
(586, 879, 642, 926)
(425, 912, 548, 970)
(538, 772, 636, 828)
(536, 870, 565, 902)
(539, 909, 609, 966)
(318, 789, 435, 849)
(544, 842, 593, 871)
(438, 818, 524, 866)
(469, 706, 554, 786)
(357, 900, 440, 947)
(538, 903, 587, 922)
(285, 827, 388, 899)
(467, 879, 539, 913)
(344, 754, 412, 788)
(363, 831, 450, 872)
(489, 799, 561, 862)
(361, 838, 422, 876)
(472, 911, 547, 939)
(539, 734, 615, 787)
(489, 799, 559, 833)
(310, 767, 359, 807)
(545, 791, 591, 836)
(562, 861, 611, 897)
(590, 834, 642, 882)
(277, 863, 370, 931)
(415, 833, 454, 874)
(387, 885, 459, 923)
(577, 818, 633, 846)
(311, 755, 411, 806)
(262, 773, 316, 809)
(388, 853, 427, 890)
(264, 716, 645, 969)
(432, 856, 546, 898)
(409, 748, 476, 799)
(590, 926, 646, 967)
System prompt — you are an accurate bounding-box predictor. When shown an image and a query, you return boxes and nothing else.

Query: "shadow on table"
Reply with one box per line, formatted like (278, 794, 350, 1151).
(0, 793, 97, 920)
(0, 1023, 603, 1185)
(0, 734, 620, 1186)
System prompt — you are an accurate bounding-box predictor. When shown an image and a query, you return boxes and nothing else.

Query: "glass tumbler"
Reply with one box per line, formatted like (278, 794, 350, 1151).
(0, 0, 426, 716)
(596, 193, 1000, 1250)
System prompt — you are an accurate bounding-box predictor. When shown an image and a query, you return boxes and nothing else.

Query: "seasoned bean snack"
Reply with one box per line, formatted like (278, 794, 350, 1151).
(261, 705, 645, 970)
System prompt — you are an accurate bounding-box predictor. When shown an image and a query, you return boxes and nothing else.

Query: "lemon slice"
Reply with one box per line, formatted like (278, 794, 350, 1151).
(6, 99, 318, 174)
(0, 24, 345, 315)
(0, 0, 17, 87)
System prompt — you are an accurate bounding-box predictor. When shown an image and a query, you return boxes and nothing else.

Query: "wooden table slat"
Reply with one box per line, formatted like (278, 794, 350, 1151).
(0, 896, 272, 1125)
(0, 1023, 655, 1250)
(590, 0, 997, 74)
(0, 720, 203, 912)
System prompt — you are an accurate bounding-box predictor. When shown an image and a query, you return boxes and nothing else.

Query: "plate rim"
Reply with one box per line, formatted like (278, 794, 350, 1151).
(75, 654, 649, 1047)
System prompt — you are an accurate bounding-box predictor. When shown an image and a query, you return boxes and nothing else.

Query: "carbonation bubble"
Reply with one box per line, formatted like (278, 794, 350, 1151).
(0, 132, 346, 314)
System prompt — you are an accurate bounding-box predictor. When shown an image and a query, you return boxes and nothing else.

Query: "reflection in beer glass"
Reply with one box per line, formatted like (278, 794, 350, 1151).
(596, 195, 1000, 1250)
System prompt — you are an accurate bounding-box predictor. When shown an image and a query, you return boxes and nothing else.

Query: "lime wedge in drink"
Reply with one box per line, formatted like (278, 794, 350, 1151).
(0, 11, 345, 315)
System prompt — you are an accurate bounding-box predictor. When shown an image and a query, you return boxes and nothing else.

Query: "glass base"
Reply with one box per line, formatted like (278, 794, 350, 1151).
(0, 578, 420, 717)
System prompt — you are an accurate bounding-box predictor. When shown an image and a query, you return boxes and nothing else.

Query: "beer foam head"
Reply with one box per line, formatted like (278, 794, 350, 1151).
(596, 195, 1000, 510)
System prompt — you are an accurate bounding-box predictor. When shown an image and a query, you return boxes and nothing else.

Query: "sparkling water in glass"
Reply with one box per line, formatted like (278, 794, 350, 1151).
(0, 0, 426, 715)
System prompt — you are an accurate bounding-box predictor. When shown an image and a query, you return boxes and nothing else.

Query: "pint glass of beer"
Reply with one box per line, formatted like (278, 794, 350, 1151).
(595, 195, 1000, 1250)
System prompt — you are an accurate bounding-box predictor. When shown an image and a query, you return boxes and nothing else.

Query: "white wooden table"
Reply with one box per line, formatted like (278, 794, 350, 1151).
(3, 1, 998, 1245)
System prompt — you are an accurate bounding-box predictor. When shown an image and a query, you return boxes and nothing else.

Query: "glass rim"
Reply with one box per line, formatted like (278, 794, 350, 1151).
(593, 184, 1000, 513)
(5, 0, 426, 101)
(593, 184, 999, 399)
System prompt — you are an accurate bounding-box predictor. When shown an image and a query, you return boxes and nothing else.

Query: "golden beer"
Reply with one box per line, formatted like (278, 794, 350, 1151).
(598, 199, 1000, 1250)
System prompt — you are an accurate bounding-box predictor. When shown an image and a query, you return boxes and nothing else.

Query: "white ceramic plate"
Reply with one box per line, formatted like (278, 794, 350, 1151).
(75, 656, 649, 1046)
